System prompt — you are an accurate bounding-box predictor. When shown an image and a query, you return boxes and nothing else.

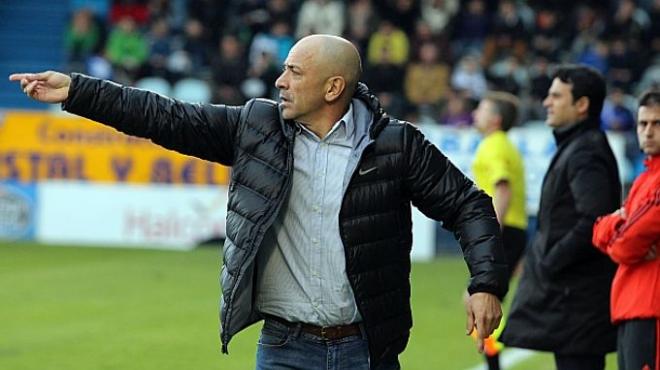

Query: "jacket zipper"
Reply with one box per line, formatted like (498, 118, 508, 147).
(221, 137, 295, 354)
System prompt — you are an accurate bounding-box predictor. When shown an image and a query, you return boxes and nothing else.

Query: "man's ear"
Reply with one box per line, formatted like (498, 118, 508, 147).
(324, 76, 346, 103)
(575, 96, 590, 116)
(493, 114, 504, 130)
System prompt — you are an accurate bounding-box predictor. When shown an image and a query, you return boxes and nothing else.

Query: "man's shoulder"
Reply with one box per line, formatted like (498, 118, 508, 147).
(374, 118, 416, 141)
(569, 127, 613, 156)
(244, 98, 280, 114)
(241, 98, 282, 124)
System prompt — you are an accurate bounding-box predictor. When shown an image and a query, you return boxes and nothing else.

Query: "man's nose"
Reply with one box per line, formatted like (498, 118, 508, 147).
(644, 125, 654, 136)
(275, 73, 286, 89)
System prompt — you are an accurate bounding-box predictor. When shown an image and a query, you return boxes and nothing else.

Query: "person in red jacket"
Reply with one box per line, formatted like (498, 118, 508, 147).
(593, 89, 660, 370)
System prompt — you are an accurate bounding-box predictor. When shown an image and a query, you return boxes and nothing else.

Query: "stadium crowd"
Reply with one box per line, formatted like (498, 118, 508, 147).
(64, 0, 660, 125)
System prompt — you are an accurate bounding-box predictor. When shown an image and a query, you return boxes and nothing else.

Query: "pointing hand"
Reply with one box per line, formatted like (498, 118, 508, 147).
(9, 71, 71, 104)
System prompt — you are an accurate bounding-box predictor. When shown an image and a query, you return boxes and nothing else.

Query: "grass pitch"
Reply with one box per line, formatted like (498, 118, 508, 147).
(0, 242, 616, 369)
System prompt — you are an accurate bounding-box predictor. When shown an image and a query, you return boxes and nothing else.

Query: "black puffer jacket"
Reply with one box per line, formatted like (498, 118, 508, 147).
(501, 119, 620, 354)
(63, 73, 508, 367)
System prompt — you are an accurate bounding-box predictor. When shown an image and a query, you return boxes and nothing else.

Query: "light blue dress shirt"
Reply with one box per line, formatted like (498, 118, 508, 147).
(255, 103, 363, 326)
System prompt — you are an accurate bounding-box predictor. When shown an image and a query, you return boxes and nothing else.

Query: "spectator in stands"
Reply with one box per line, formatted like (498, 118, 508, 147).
(606, 0, 650, 52)
(364, 19, 409, 108)
(420, 0, 459, 36)
(181, 19, 209, 74)
(601, 86, 636, 132)
(65, 8, 102, 72)
(12, 34, 508, 370)
(530, 7, 563, 62)
(148, 0, 187, 32)
(375, 0, 421, 35)
(235, 0, 272, 37)
(636, 61, 660, 96)
(211, 34, 247, 105)
(248, 20, 294, 68)
(109, 0, 149, 26)
(608, 37, 641, 93)
(367, 19, 410, 68)
(145, 18, 173, 80)
(527, 56, 553, 120)
(592, 89, 660, 370)
(295, 0, 345, 39)
(576, 38, 609, 75)
(187, 0, 226, 44)
(451, 0, 489, 59)
(501, 65, 620, 370)
(569, 5, 606, 65)
(266, 0, 296, 25)
(105, 16, 148, 83)
(438, 90, 473, 127)
(470, 91, 527, 370)
(409, 19, 452, 65)
(487, 56, 528, 96)
(346, 0, 377, 53)
(404, 42, 450, 116)
(451, 54, 487, 99)
(482, 0, 527, 66)
(648, 0, 660, 56)
(246, 37, 280, 99)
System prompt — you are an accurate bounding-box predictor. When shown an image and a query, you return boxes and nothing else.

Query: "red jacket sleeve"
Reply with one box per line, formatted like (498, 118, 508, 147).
(599, 189, 660, 265)
(592, 213, 625, 253)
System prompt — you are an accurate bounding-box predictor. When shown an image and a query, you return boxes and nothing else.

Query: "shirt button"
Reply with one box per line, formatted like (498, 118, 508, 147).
(312, 238, 319, 244)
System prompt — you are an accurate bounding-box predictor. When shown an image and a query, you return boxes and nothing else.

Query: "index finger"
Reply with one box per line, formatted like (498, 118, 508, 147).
(9, 73, 31, 81)
(9, 72, 47, 81)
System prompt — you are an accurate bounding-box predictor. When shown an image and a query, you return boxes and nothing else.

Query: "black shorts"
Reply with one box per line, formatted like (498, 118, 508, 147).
(617, 318, 659, 370)
(502, 226, 526, 282)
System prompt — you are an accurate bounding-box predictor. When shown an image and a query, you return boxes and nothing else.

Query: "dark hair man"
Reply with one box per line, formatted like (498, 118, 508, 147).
(593, 89, 660, 370)
(10, 35, 508, 370)
(500, 65, 621, 370)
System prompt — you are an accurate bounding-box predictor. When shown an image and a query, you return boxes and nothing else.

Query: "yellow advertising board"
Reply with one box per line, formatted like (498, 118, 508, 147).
(0, 111, 230, 185)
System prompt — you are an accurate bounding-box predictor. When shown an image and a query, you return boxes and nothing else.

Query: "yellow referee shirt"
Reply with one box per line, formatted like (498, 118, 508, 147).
(472, 130, 527, 229)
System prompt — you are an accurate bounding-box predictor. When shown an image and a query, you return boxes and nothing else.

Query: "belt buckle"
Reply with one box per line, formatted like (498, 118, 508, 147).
(320, 326, 328, 339)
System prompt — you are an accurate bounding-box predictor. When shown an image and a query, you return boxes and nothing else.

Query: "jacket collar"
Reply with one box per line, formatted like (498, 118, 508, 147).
(353, 82, 389, 139)
(644, 155, 660, 171)
(552, 117, 600, 146)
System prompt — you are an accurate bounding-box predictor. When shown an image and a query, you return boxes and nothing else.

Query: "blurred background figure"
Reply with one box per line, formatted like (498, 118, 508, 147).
(471, 91, 527, 370)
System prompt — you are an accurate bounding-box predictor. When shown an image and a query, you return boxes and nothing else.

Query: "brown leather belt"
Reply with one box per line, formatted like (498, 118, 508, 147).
(264, 314, 362, 340)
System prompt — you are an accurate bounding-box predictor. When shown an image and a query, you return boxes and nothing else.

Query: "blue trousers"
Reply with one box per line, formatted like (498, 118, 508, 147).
(255, 319, 400, 370)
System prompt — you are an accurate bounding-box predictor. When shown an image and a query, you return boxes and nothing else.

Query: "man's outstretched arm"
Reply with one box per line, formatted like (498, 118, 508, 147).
(9, 71, 241, 165)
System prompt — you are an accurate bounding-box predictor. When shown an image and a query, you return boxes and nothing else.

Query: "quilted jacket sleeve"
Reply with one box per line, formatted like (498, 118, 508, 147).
(403, 124, 509, 300)
(62, 73, 242, 166)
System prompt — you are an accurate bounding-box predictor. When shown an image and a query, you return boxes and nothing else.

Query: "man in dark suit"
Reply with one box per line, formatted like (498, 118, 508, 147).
(501, 65, 620, 370)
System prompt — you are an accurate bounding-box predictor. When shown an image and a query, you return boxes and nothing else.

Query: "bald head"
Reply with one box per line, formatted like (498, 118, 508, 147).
(294, 35, 362, 99)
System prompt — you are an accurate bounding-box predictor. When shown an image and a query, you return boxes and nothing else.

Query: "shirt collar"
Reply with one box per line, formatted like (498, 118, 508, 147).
(296, 103, 355, 143)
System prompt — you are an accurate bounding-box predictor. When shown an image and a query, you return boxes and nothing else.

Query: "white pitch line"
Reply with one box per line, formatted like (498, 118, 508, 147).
(463, 348, 536, 370)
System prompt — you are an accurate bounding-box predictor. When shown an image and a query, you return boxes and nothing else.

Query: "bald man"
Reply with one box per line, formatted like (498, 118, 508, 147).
(11, 35, 508, 370)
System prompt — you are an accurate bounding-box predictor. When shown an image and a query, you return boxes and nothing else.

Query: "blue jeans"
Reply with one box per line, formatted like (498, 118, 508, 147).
(255, 319, 401, 370)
